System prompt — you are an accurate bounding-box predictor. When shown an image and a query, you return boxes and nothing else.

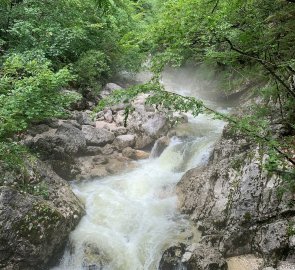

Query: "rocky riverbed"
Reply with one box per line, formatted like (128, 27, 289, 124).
(0, 82, 183, 270)
(1, 80, 294, 270)
(159, 125, 295, 270)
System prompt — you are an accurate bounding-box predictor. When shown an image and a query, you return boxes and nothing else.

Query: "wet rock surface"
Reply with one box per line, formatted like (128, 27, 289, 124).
(171, 125, 295, 269)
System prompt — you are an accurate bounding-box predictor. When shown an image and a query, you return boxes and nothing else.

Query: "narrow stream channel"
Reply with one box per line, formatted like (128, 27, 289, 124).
(53, 67, 228, 270)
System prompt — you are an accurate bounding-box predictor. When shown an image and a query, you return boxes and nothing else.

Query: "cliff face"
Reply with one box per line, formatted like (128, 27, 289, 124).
(165, 126, 295, 269)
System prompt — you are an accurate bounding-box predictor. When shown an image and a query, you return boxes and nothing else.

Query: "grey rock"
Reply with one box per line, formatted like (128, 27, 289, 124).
(159, 244, 186, 270)
(0, 160, 84, 270)
(113, 134, 135, 150)
(27, 124, 50, 136)
(176, 125, 295, 266)
(150, 136, 170, 158)
(56, 122, 86, 155)
(72, 111, 95, 126)
(82, 125, 115, 146)
(185, 244, 227, 270)
(82, 146, 102, 156)
(254, 221, 289, 258)
(142, 115, 168, 137)
(104, 110, 113, 123)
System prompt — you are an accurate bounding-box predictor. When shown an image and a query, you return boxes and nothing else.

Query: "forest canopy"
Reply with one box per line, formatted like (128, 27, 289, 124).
(0, 0, 294, 181)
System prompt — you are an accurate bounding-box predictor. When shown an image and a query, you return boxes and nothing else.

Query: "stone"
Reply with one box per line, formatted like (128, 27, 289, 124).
(254, 221, 289, 258)
(100, 144, 115, 155)
(150, 136, 170, 158)
(82, 125, 115, 146)
(159, 244, 186, 270)
(176, 125, 295, 267)
(226, 255, 264, 270)
(72, 111, 95, 126)
(142, 115, 168, 137)
(113, 134, 135, 150)
(185, 243, 227, 270)
(55, 122, 87, 155)
(0, 160, 84, 270)
(122, 147, 150, 160)
(134, 134, 154, 149)
(82, 146, 102, 156)
(27, 124, 50, 136)
(105, 157, 134, 175)
(277, 261, 295, 270)
(104, 110, 113, 123)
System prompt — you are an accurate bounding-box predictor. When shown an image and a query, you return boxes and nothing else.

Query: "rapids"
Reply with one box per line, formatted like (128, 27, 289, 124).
(52, 66, 228, 270)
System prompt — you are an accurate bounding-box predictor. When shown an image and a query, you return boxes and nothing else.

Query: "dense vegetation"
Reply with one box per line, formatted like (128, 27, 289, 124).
(0, 0, 294, 184)
(0, 0, 143, 165)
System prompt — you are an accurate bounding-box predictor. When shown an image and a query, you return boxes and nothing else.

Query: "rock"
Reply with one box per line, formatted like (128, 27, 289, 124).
(134, 134, 154, 149)
(82, 125, 115, 146)
(113, 134, 135, 150)
(95, 121, 127, 136)
(150, 136, 170, 158)
(27, 124, 50, 136)
(72, 111, 95, 126)
(0, 160, 84, 270)
(82, 146, 102, 156)
(226, 255, 264, 270)
(114, 110, 125, 126)
(277, 261, 295, 270)
(104, 109, 113, 123)
(82, 242, 110, 269)
(50, 159, 81, 180)
(76, 156, 109, 180)
(185, 243, 227, 270)
(176, 125, 295, 267)
(142, 115, 168, 137)
(122, 147, 150, 160)
(159, 243, 186, 270)
(30, 121, 86, 160)
(55, 122, 86, 155)
(100, 144, 115, 155)
(105, 157, 134, 175)
(254, 221, 289, 260)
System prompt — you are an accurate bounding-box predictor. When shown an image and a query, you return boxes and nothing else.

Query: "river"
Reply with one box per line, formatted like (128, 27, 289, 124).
(52, 66, 228, 270)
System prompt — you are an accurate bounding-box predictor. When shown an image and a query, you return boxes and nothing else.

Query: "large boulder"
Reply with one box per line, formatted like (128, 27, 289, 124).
(55, 122, 87, 155)
(176, 126, 295, 267)
(0, 160, 84, 270)
(142, 115, 168, 138)
(82, 125, 115, 146)
(113, 134, 135, 150)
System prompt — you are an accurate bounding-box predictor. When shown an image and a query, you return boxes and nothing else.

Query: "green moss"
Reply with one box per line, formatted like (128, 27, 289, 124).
(287, 222, 295, 236)
(243, 212, 252, 222)
(14, 202, 63, 244)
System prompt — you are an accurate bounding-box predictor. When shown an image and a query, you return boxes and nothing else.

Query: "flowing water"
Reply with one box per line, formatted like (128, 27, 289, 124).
(52, 66, 228, 270)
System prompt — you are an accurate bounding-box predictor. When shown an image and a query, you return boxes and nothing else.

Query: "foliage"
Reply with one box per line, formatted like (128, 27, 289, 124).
(0, 0, 144, 168)
(0, 53, 80, 139)
(74, 50, 110, 89)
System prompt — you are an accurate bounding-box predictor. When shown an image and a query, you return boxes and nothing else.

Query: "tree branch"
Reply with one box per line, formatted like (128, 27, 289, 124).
(224, 37, 295, 99)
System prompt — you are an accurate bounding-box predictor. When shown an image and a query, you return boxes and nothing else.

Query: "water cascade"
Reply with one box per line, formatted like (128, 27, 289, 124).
(53, 66, 228, 270)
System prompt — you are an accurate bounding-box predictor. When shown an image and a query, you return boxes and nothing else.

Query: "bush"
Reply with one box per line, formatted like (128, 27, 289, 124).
(0, 52, 80, 140)
(74, 50, 110, 90)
